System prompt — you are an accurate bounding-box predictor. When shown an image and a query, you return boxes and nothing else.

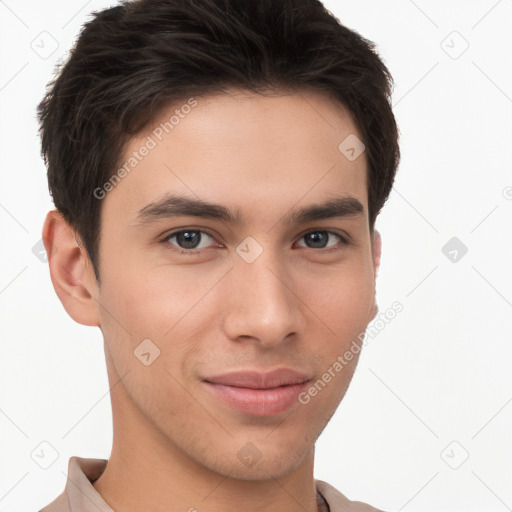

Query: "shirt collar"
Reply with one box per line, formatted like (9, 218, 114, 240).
(63, 456, 113, 511)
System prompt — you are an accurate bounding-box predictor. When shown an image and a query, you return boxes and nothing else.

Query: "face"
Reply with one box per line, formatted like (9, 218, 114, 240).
(91, 89, 379, 480)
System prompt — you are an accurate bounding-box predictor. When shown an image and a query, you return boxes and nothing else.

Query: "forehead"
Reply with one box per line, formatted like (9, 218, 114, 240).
(103, 89, 368, 226)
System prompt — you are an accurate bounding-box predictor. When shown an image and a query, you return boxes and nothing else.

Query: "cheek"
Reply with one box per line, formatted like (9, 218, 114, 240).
(299, 261, 375, 341)
(100, 253, 202, 332)
(96, 265, 201, 415)
(97, 259, 217, 378)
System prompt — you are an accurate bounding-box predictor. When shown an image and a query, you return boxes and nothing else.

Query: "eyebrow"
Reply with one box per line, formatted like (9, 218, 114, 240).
(132, 193, 364, 227)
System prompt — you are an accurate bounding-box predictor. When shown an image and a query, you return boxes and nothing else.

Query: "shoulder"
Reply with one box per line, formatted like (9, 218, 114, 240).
(315, 479, 386, 512)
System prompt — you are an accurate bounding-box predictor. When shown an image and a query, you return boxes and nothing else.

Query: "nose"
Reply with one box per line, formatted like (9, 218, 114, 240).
(221, 248, 303, 348)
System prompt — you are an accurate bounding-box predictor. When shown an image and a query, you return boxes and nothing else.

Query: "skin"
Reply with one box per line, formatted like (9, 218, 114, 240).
(43, 88, 382, 512)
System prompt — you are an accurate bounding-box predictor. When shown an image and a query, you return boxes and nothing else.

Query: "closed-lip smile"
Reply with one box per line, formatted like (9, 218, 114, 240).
(202, 368, 312, 416)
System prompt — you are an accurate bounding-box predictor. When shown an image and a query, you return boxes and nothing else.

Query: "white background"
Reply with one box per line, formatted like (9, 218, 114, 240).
(1, 1, 511, 511)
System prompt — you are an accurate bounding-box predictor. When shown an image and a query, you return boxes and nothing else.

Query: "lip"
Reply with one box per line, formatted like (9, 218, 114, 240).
(202, 368, 311, 416)
(204, 368, 311, 389)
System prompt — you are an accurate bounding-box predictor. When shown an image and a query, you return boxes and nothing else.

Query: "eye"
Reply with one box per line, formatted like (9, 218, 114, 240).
(163, 229, 220, 254)
(295, 230, 346, 250)
(161, 228, 348, 256)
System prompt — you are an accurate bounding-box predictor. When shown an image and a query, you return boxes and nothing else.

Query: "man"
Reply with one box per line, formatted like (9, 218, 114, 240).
(37, 0, 400, 510)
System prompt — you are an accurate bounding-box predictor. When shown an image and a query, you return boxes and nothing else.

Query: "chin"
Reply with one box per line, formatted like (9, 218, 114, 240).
(195, 435, 313, 481)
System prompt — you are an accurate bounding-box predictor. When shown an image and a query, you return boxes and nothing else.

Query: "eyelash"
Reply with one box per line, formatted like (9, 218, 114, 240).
(161, 228, 349, 256)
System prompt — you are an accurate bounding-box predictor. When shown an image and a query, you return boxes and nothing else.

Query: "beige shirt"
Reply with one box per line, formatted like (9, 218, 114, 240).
(39, 456, 384, 512)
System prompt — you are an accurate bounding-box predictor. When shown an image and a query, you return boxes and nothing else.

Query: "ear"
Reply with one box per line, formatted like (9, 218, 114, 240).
(368, 228, 382, 321)
(42, 210, 100, 327)
(372, 228, 382, 279)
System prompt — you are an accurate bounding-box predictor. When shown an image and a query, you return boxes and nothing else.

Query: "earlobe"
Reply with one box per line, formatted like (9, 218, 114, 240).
(42, 210, 100, 327)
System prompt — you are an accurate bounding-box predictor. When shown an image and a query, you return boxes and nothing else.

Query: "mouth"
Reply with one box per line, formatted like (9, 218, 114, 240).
(202, 368, 312, 417)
